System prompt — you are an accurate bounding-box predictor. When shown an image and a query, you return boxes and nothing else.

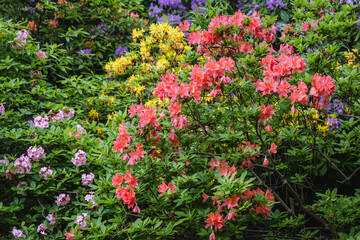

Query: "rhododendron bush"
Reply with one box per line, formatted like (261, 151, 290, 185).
(2, 0, 360, 239)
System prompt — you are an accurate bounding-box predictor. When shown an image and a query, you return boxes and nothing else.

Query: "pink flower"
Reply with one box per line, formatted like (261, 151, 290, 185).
(55, 193, 70, 206)
(84, 192, 98, 208)
(36, 51, 46, 61)
(0, 103, 5, 114)
(39, 166, 53, 179)
(27, 146, 46, 161)
(71, 150, 87, 167)
(32, 115, 49, 128)
(64, 228, 75, 240)
(263, 156, 269, 166)
(75, 213, 90, 229)
(12, 227, 26, 239)
(0, 156, 9, 166)
(12, 29, 28, 50)
(37, 224, 47, 235)
(46, 213, 58, 226)
(14, 155, 32, 174)
(81, 173, 95, 186)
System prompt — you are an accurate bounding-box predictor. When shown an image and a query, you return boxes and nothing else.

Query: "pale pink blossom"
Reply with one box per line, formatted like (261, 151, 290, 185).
(12, 29, 28, 50)
(0, 103, 5, 114)
(71, 150, 86, 167)
(37, 224, 47, 235)
(46, 213, 58, 226)
(0, 156, 9, 166)
(12, 227, 26, 238)
(39, 166, 53, 179)
(84, 192, 98, 208)
(14, 155, 32, 173)
(32, 115, 49, 128)
(36, 51, 46, 61)
(55, 194, 70, 206)
(81, 173, 95, 186)
(27, 146, 46, 161)
(75, 213, 90, 229)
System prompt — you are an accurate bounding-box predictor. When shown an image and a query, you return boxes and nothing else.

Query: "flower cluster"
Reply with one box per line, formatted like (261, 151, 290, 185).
(55, 193, 70, 206)
(266, 0, 287, 11)
(158, 180, 176, 195)
(208, 159, 237, 177)
(75, 213, 90, 229)
(12, 227, 26, 239)
(36, 50, 46, 61)
(309, 73, 336, 109)
(48, 107, 75, 121)
(39, 166, 53, 179)
(81, 173, 95, 186)
(32, 115, 49, 128)
(46, 213, 58, 226)
(115, 45, 128, 56)
(112, 170, 140, 213)
(37, 223, 47, 235)
(0, 103, 5, 114)
(71, 150, 87, 167)
(84, 192, 98, 208)
(12, 29, 28, 49)
(27, 146, 46, 161)
(237, 141, 261, 168)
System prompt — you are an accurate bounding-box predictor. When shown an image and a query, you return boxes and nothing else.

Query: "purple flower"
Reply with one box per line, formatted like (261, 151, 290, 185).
(157, 13, 181, 25)
(115, 46, 128, 56)
(78, 48, 92, 56)
(327, 116, 342, 130)
(149, 3, 163, 18)
(236, 0, 245, 9)
(158, 0, 184, 9)
(266, 0, 287, 11)
(191, 0, 206, 13)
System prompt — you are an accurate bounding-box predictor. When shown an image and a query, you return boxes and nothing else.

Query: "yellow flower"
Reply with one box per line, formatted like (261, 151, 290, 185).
(97, 127, 103, 134)
(89, 108, 99, 119)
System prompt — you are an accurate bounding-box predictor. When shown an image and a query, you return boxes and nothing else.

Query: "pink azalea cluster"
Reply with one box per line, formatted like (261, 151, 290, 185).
(46, 213, 58, 226)
(12, 29, 29, 50)
(55, 193, 70, 206)
(74, 213, 90, 229)
(0, 156, 9, 166)
(69, 124, 87, 140)
(36, 51, 46, 61)
(81, 173, 95, 186)
(71, 150, 87, 167)
(27, 146, 46, 161)
(32, 115, 49, 128)
(0, 103, 5, 114)
(39, 166, 53, 179)
(14, 155, 32, 174)
(48, 107, 75, 122)
(84, 192, 98, 208)
(29, 70, 42, 78)
(309, 73, 336, 109)
(37, 224, 47, 235)
(12, 227, 26, 239)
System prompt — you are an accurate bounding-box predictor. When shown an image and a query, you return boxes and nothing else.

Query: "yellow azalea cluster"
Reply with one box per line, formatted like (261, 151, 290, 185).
(335, 49, 359, 70)
(105, 22, 192, 101)
(88, 108, 99, 122)
(105, 55, 138, 76)
(145, 97, 169, 107)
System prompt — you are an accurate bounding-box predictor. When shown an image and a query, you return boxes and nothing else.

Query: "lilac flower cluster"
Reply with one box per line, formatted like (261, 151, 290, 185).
(71, 150, 87, 167)
(191, 0, 206, 12)
(327, 116, 342, 130)
(149, 3, 163, 18)
(158, 0, 184, 9)
(266, 0, 287, 11)
(90, 22, 108, 36)
(157, 13, 182, 25)
(115, 45, 128, 56)
(325, 98, 347, 114)
(78, 48, 92, 56)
